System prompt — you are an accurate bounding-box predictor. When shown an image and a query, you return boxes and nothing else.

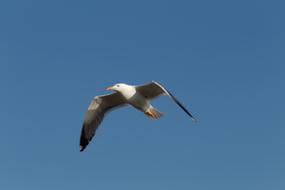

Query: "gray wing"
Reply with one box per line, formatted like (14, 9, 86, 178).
(135, 81, 167, 99)
(80, 93, 126, 151)
(136, 81, 196, 121)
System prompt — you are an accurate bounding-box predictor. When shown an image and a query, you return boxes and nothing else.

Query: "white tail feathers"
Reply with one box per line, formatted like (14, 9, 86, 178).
(145, 107, 163, 119)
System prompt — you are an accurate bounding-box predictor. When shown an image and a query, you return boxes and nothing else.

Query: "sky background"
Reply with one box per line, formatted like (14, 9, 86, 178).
(0, 0, 284, 189)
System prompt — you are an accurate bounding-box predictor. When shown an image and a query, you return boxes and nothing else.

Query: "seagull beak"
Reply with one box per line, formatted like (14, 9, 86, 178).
(106, 86, 114, 91)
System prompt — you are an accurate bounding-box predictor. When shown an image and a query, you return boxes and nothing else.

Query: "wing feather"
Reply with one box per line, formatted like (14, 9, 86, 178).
(135, 81, 167, 99)
(136, 81, 196, 121)
(80, 93, 126, 151)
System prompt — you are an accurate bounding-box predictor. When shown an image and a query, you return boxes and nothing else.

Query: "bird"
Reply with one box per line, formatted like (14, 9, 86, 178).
(79, 81, 196, 151)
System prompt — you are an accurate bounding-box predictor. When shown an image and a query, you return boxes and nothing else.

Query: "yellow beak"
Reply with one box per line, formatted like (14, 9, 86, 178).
(106, 86, 114, 91)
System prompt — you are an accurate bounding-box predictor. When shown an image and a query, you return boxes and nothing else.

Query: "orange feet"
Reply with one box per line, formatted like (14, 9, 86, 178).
(145, 108, 163, 119)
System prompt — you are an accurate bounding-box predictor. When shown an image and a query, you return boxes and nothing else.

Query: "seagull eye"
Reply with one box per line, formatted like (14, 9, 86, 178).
(117, 85, 120, 87)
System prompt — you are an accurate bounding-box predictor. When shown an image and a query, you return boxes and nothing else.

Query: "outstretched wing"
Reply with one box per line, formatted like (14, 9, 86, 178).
(135, 81, 196, 121)
(80, 93, 126, 151)
(135, 81, 167, 99)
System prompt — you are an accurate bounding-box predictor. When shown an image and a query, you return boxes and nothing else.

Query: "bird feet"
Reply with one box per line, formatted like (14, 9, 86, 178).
(145, 108, 163, 119)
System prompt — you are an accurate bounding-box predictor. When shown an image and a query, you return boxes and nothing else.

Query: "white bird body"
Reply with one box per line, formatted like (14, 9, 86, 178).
(112, 83, 151, 112)
(80, 81, 196, 151)
(129, 93, 151, 111)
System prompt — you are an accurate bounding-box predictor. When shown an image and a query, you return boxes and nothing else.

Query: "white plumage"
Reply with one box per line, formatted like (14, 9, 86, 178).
(80, 81, 196, 151)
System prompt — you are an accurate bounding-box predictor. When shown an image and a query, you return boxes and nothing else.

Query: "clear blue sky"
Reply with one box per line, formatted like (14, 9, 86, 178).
(0, 0, 284, 189)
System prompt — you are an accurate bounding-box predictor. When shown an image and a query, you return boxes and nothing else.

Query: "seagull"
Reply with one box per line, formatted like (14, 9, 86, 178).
(80, 81, 196, 151)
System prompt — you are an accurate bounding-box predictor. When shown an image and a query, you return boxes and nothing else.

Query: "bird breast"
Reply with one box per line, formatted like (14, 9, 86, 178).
(120, 87, 136, 99)
(128, 93, 150, 111)
(120, 86, 149, 111)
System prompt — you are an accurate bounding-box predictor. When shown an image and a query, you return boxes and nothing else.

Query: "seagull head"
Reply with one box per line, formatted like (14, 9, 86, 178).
(106, 83, 130, 92)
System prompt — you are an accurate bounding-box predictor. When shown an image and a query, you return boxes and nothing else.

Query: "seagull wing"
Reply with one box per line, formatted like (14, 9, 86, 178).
(80, 93, 126, 151)
(135, 81, 196, 121)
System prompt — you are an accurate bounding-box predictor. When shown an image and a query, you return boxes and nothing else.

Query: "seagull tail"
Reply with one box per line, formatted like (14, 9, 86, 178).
(145, 107, 163, 119)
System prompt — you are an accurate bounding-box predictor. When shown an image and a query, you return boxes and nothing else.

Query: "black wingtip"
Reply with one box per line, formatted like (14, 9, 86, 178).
(80, 138, 89, 152)
(191, 116, 198, 123)
(186, 113, 197, 123)
(185, 110, 197, 122)
(80, 145, 86, 152)
(165, 89, 197, 122)
(79, 124, 89, 152)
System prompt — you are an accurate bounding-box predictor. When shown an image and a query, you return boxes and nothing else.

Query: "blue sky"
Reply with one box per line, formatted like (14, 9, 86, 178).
(0, 0, 284, 189)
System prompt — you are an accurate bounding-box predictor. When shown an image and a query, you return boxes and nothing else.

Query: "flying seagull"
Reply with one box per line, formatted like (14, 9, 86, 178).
(80, 81, 196, 151)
